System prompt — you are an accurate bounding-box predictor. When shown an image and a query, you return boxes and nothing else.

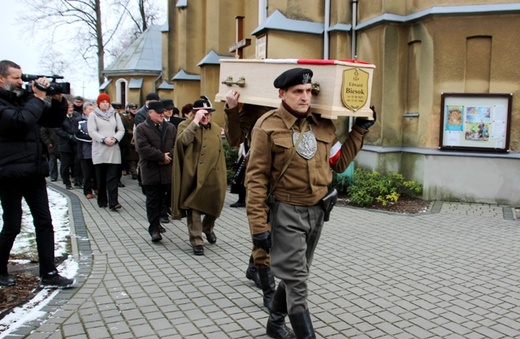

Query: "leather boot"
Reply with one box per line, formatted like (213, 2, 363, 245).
(266, 283, 295, 339)
(245, 255, 261, 288)
(289, 309, 315, 339)
(258, 266, 275, 310)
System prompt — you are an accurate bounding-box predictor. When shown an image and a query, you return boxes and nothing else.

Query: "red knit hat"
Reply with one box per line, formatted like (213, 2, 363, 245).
(97, 93, 111, 106)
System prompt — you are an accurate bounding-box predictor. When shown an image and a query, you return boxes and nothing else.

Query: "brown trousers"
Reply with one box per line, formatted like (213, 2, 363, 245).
(186, 209, 216, 246)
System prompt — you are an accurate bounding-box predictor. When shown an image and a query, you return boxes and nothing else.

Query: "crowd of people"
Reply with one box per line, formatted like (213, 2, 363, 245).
(0, 59, 377, 338)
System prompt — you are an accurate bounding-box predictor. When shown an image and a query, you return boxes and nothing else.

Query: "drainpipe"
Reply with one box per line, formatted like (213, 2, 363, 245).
(154, 72, 163, 92)
(349, 0, 358, 131)
(324, 0, 330, 59)
(351, 0, 358, 59)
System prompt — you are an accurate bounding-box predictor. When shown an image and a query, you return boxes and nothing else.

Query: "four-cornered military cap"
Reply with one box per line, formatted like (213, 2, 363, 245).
(146, 92, 160, 101)
(73, 96, 84, 101)
(273, 68, 313, 89)
(192, 96, 215, 112)
(127, 103, 137, 109)
(161, 99, 175, 110)
(148, 100, 165, 113)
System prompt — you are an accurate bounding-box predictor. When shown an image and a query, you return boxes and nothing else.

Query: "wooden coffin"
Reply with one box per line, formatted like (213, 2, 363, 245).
(215, 58, 376, 119)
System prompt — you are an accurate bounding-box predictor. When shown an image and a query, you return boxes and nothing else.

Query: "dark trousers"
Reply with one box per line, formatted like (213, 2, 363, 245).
(48, 153, 59, 180)
(60, 152, 75, 185)
(0, 176, 56, 276)
(162, 185, 171, 217)
(95, 164, 119, 208)
(144, 184, 169, 234)
(80, 158, 97, 195)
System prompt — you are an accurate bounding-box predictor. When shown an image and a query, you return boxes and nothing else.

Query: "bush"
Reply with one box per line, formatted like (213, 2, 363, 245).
(330, 173, 352, 195)
(222, 139, 238, 183)
(346, 168, 422, 207)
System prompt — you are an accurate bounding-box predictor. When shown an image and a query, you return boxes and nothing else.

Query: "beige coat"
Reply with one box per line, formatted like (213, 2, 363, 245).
(88, 108, 125, 165)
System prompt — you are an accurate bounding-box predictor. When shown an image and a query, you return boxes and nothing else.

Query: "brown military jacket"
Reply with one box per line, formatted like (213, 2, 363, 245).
(245, 104, 368, 235)
(224, 103, 272, 148)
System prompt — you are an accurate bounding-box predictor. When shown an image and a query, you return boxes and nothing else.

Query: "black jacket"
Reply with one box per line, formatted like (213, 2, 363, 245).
(54, 111, 81, 153)
(0, 89, 67, 179)
(134, 117, 177, 186)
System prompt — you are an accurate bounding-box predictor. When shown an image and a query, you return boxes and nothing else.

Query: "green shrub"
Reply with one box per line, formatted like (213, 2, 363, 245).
(222, 139, 239, 183)
(330, 173, 353, 195)
(346, 168, 422, 207)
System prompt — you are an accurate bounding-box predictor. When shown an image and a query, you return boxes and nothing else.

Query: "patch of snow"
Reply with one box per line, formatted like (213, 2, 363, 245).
(0, 187, 77, 338)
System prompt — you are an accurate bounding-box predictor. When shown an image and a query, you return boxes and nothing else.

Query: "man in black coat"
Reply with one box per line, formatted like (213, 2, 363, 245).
(0, 60, 75, 288)
(134, 101, 177, 243)
(54, 102, 82, 189)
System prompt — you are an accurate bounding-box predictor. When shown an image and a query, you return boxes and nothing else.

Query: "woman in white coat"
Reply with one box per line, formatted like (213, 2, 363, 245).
(88, 93, 125, 210)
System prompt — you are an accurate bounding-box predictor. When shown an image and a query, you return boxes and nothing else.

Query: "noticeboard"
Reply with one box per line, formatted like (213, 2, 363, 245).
(439, 93, 512, 152)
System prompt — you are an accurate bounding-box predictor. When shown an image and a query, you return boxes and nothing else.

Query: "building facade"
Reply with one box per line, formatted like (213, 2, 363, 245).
(107, 0, 520, 205)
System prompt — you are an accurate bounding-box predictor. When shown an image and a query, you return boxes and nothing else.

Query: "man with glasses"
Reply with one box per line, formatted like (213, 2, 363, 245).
(134, 101, 177, 243)
(172, 96, 227, 256)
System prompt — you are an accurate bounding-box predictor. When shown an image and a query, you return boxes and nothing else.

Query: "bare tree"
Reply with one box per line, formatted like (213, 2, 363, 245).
(108, 0, 163, 58)
(20, 0, 164, 88)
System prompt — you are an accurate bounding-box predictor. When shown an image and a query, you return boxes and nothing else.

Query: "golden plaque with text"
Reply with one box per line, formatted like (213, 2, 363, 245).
(341, 68, 369, 112)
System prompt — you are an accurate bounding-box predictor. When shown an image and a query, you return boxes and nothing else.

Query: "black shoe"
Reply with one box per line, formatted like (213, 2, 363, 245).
(40, 272, 75, 289)
(99, 204, 107, 208)
(160, 215, 170, 224)
(51, 178, 57, 182)
(193, 245, 204, 256)
(258, 267, 276, 310)
(205, 232, 217, 244)
(74, 182, 82, 188)
(109, 204, 122, 211)
(66, 184, 73, 190)
(0, 274, 15, 286)
(118, 181, 125, 187)
(246, 258, 262, 289)
(159, 225, 166, 233)
(288, 310, 315, 338)
(151, 231, 162, 242)
(132, 174, 138, 180)
(230, 201, 246, 208)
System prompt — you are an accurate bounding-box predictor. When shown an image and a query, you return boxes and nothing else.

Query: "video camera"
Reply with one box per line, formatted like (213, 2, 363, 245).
(22, 74, 71, 95)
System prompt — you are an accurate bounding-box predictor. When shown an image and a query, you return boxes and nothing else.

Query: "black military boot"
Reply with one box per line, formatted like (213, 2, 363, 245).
(245, 255, 261, 288)
(258, 266, 275, 310)
(288, 309, 315, 339)
(266, 283, 295, 339)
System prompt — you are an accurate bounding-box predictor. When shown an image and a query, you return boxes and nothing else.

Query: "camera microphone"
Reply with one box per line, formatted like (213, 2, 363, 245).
(21, 74, 64, 81)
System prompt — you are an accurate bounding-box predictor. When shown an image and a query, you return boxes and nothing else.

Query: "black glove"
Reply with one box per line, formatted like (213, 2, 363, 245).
(252, 231, 271, 254)
(355, 105, 377, 130)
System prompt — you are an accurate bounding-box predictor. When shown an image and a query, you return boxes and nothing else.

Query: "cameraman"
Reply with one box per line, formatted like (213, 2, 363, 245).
(0, 60, 75, 288)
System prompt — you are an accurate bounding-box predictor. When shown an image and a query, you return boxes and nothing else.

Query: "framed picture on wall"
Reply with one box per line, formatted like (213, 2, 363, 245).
(439, 93, 512, 152)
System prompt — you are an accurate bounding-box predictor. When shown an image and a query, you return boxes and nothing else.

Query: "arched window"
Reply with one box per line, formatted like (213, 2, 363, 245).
(115, 78, 128, 106)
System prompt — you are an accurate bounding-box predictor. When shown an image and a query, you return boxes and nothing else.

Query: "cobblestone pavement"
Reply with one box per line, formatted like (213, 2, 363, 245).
(6, 175, 520, 338)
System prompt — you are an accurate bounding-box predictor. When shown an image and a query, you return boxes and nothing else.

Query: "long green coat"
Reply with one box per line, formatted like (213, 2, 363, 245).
(171, 118, 227, 219)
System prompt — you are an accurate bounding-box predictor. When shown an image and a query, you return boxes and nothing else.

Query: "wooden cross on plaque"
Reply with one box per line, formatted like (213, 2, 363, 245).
(229, 16, 251, 59)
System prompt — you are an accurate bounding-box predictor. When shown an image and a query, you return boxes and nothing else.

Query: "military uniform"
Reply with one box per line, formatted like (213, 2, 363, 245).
(245, 67, 373, 338)
(172, 103, 227, 255)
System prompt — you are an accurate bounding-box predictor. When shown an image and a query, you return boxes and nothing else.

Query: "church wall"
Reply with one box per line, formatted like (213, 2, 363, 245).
(158, 0, 520, 205)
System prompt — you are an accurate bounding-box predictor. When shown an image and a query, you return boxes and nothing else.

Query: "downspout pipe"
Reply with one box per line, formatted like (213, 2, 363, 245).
(324, 0, 330, 59)
(349, 0, 359, 131)
(154, 72, 163, 92)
